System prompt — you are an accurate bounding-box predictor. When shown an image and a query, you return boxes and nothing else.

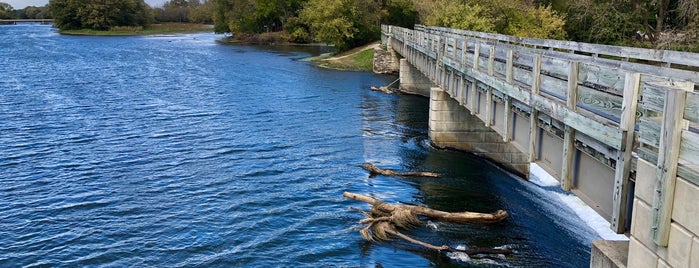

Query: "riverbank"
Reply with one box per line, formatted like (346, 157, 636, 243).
(219, 31, 293, 45)
(60, 23, 213, 36)
(307, 42, 378, 72)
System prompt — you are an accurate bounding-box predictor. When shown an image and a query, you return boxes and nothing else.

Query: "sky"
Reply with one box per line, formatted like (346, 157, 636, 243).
(5, 0, 166, 9)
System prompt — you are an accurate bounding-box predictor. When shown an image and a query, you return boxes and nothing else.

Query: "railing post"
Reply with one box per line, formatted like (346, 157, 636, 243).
(561, 61, 579, 191)
(531, 55, 541, 92)
(453, 38, 458, 59)
(528, 55, 542, 162)
(473, 43, 481, 70)
(485, 87, 493, 127)
(506, 49, 514, 84)
(504, 96, 512, 142)
(488, 46, 495, 76)
(561, 126, 576, 191)
(461, 40, 468, 66)
(610, 72, 641, 233)
(567, 61, 579, 109)
(469, 81, 478, 115)
(436, 36, 442, 86)
(459, 75, 466, 105)
(528, 110, 539, 162)
(651, 82, 693, 246)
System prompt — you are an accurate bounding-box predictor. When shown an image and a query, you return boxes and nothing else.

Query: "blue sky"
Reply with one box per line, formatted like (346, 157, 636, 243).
(5, 0, 166, 9)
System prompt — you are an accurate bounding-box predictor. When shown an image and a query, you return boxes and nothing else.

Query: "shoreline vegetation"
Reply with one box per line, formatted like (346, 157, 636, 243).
(57, 23, 376, 72)
(298, 42, 377, 72)
(310, 42, 376, 72)
(59, 23, 214, 36)
(4, 0, 699, 55)
(217, 31, 377, 72)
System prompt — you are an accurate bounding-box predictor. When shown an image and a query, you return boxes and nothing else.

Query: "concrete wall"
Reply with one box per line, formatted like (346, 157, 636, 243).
(591, 240, 629, 268)
(429, 87, 529, 176)
(399, 59, 433, 97)
(627, 158, 699, 268)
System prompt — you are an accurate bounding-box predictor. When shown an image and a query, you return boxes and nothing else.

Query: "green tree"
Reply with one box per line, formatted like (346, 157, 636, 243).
(211, 0, 257, 33)
(559, 0, 699, 50)
(487, 1, 566, 39)
(381, 0, 418, 29)
(299, 0, 380, 51)
(412, 0, 565, 39)
(212, 0, 306, 33)
(0, 2, 15, 19)
(49, 0, 153, 30)
(155, 0, 190, 22)
(188, 0, 214, 24)
(414, 0, 494, 33)
(22, 6, 42, 19)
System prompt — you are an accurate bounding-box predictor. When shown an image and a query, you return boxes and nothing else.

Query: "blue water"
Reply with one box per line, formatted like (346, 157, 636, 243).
(0, 24, 598, 267)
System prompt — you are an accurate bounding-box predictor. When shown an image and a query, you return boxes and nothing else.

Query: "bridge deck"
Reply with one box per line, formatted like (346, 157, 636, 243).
(383, 24, 698, 241)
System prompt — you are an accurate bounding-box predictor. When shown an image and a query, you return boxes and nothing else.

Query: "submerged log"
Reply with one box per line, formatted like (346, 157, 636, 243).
(362, 163, 441, 178)
(343, 191, 508, 224)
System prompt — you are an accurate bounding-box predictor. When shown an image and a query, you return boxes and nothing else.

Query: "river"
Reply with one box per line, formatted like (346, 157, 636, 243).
(0, 24, 602, 267)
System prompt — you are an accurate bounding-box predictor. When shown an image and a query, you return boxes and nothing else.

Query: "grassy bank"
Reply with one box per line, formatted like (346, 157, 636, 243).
(312, 42, 377, 72)
(221, 31, 292, 45)
(60, 23, 213, 36)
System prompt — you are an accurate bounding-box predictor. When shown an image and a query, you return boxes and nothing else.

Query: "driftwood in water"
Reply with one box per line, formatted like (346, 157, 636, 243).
(362, 163, 441, 178)
(370, 86, 394, 94)
(385, 229, 512, 255)
(344, 192, 511, 256)
(370, 78, 400, 94)
(344, 192, 507, 224)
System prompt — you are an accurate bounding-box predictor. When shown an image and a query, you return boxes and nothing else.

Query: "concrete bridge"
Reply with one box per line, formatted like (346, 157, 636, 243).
(380, 24, 699, 267)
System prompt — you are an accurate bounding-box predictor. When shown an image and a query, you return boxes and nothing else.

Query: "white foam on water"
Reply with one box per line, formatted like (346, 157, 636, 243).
(553, 192, 628, 241)
(529, 163, 560, 187)
(528, 163, 628, 241)
(446, 245, 471, 262)
(445, 251, 471, 262)
(425, 220, 438, 230)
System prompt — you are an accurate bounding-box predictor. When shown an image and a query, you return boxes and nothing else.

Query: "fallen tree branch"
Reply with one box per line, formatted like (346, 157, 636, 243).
(385, 229, 512, 255)
(370, 86, 394, 94)
(344, 191, 508, 224)
(346, 192, 512, 259)
(362, 163, 441, 178)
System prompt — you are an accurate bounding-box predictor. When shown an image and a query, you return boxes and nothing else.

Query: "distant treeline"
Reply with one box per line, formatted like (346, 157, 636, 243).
(210, 0, 699, 51)
(0, 3, 50, 20)
(1, 0, 697, 52)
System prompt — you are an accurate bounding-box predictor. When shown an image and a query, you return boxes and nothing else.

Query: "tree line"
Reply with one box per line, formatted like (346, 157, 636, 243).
(210, 0, 698, 51)
(0, 3, 50, 20)
(0, 0, 214, 29)
(2, 0, 696, 51)
(544, 0, 699, 51)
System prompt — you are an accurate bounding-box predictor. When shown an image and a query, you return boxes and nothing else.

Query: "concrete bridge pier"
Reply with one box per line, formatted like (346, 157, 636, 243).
(429, 87, 530, 176)
(398, 59, 433, 96)
(385, 58, 530, 176)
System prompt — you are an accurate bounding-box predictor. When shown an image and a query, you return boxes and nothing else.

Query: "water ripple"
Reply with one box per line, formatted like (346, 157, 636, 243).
(0, 24, 595, 267)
